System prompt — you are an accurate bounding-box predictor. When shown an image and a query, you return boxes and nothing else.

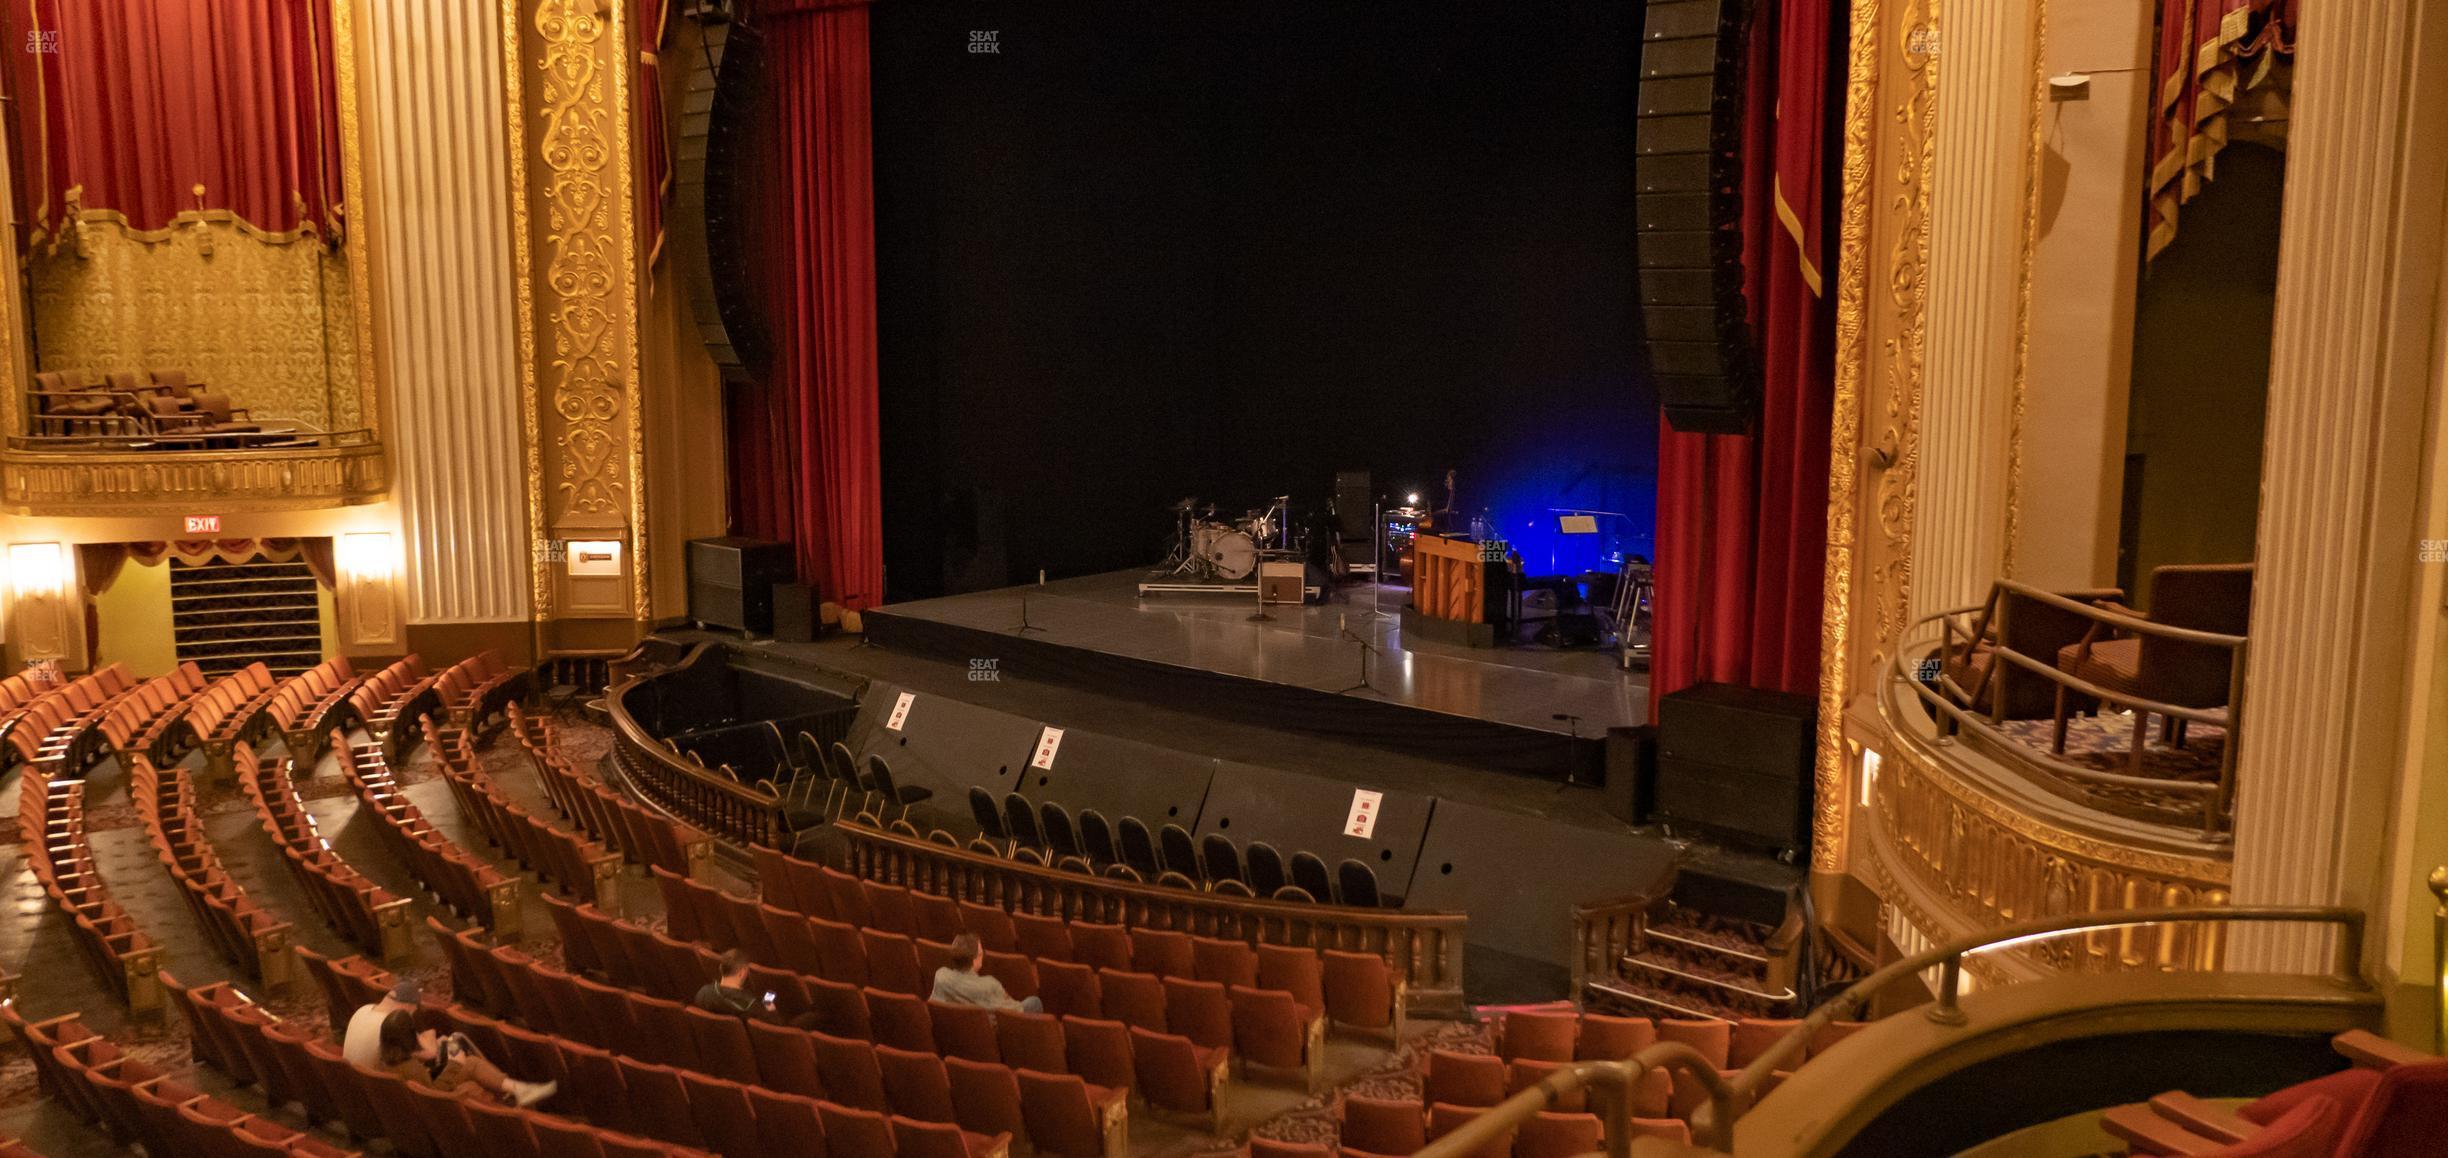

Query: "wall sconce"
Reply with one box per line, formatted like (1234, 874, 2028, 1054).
(336, 532, 398, 647)
(8, 542, 69, 601)
(7, 542, 74, 660)
(1859, 746, 1883, 809)
(339, 531, 397, 583)
(564, 539, 623, 578)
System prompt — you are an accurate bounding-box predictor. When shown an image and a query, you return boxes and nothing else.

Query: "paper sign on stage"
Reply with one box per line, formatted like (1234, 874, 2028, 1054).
(1031, 726, 1065, 770)
(1346, 789, 1383, 839)
(886, 692, 916, 732)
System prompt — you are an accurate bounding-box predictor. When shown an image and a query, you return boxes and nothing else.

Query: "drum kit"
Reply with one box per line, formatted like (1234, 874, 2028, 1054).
(1162, 495, 1294, 581)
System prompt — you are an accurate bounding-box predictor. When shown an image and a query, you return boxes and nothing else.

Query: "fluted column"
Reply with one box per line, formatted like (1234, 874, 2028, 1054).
(1909, 3, 2035, 619)
(2227, 0, 2448, 972)
(362, 0, 532, 646)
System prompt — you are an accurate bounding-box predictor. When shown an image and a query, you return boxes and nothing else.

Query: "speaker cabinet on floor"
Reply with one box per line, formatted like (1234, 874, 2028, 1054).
(1653, 682, 1814, 856)
(772, 583, 817, 643)
(687, 537, 794, 635)
(1638, 0, 1758, 435)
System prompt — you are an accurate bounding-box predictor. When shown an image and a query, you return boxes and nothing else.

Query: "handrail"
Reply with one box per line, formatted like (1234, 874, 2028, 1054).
(1891, 588, 2246, 835)
(1415, 1042, 1738, 1156)
(2431, 867, 2448, 1056)
(1429, 904, 2363, 1156)
(604, 644, 795, 851)
(836, 819, 1472, 1017)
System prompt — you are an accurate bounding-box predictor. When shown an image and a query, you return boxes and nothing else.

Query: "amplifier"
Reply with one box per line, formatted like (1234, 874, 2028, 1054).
(687, 537, 794, 634)
(1653, 682, 1815, 854)
(772, 582, 816, 643)
(1260, 560, 1306, 604)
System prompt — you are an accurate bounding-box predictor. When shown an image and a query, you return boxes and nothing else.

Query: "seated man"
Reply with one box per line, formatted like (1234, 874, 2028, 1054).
(342, 978, 420, 1069)
(377, 1010, 557, 1107)
(696, 949, 779, 1018)
(929, 933, 1042, 1014)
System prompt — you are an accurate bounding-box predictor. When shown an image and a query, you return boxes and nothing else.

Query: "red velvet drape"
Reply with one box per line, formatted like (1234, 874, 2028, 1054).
(5, 0, 343, 246)
(636, 0, 671, 267)
(2146, 0, 2294, 258)
(1649, 0, 1837, 708)
(727, 2, 885, 609)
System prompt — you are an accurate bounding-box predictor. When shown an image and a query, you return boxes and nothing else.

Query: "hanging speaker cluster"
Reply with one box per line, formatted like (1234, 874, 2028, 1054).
(1636, 0, 1756, 435)
(674, 5, 773, 381)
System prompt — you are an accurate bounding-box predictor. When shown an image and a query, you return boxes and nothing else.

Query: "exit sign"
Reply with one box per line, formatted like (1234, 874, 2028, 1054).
(184, 515, 221, 534)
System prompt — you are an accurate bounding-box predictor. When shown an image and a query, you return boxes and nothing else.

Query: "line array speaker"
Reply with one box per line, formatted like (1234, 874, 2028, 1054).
(673, 7, 772, 380)
(1637, 0, 1757, 435)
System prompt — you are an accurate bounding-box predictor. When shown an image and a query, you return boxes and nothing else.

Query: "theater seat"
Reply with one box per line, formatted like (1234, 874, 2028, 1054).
(1500, 1011, 1578, 1062)
(1062, 1016, 1136, 1094)
(1018, 1069, 1127, 1158)
(1425, 1102, 1514, 1158)
(1423, 1050, 1507, 1109)
(1514, 1110, 1604, 1158)
(1340, 1094, 1426, 1154)
(945, 1056, 1030, 1143)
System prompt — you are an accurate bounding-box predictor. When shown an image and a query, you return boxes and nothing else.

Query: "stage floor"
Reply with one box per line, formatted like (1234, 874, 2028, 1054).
(867, 568, 1649, 739)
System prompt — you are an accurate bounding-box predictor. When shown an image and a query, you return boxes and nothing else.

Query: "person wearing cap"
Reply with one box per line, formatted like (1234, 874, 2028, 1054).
(342, 977, 423, 1070)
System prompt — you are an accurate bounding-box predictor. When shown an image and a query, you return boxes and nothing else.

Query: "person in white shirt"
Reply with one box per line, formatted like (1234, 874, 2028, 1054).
(341, 978, 420, 1069)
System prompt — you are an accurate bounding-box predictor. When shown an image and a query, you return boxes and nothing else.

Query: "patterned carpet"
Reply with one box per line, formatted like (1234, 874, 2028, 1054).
(1993, 711, 2227, 817)
(1241, 1018, 1496, 1152)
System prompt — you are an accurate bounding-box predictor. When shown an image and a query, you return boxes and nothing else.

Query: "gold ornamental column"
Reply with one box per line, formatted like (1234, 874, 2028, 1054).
(503, 0, 652, 651)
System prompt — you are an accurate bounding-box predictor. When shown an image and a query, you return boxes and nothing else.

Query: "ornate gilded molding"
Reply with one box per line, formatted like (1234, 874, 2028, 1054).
(1818, 0, 1885, 872)
(1865, 684, 2233, 976)
(331, 0, 383, 439)
(509, 0, 647, 623)
(502, 0, 546, 619)
(0, 444, 389, 515)
(1869, 0, 1938, 673)
(537, 0, 627, 528)
(2001, 1, 2048, 578)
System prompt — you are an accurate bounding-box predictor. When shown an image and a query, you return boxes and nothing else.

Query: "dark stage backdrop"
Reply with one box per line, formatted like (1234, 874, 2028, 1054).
(872, 0, 1653, 598)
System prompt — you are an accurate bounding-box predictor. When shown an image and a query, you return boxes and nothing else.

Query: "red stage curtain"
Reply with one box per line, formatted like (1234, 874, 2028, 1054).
(2146, 0, 2294, 258)
(636, 0, 671, 268)
(1649, 0, 1837, 708)
(727, 2, 885, 609)
(4, 0, 344, 247)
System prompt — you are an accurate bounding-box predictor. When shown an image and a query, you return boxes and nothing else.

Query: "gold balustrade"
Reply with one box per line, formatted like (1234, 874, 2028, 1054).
(0, 436, 387, 515)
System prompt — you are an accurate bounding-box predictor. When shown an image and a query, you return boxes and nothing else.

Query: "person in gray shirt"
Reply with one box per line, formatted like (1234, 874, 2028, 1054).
(929, 932, 1043, 1014)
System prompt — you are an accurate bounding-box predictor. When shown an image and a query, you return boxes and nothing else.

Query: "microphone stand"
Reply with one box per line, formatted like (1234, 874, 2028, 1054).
(1337, 613, 1382, 695)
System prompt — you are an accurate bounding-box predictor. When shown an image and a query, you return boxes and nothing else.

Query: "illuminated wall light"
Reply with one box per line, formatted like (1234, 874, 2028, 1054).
(339, 531, 398, 582)
(1859, 747, 1884, 809)
(8, 542, 69, 599)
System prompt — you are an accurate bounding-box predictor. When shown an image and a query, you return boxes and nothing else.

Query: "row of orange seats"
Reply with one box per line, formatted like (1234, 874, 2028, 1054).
(91, 661, 212, 769)
(19, 761, 161, 1006)
(508, 705, 710, 877)
(0, 662, 135, 769)
(2, 1000, 356, 1157)
(340, 738, 515, 930)
(265, 656, 365, 763)
(132, 755, 293, 981)
(343, 655, 438, 762)
(425, 721, 620, 906)
(306, 945, 1041, 1156)
(540, 888, 1329, 1097)
(186, 662, 287, 774)
(744, 853, 1408, 1036)
(434, 649, 528, 730)
(164, 971, 704, 1158)
(237, 743, 412, 960)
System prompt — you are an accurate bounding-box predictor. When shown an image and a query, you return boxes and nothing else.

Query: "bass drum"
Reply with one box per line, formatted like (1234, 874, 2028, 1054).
(1199, 527, 1257, 580)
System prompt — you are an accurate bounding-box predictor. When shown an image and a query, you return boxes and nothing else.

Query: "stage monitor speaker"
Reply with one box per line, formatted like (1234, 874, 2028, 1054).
(687, 537, 794, 635)
(772, 583, 816, 643)
(1023, 730, 1217, 833)
(1637, 0, 1758, 436)
(1402, 799, 1677, 968)
(1195, 764, 1436, 891)
(1653, 682, 1814, 856)
(845, 682, 1048, 808)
